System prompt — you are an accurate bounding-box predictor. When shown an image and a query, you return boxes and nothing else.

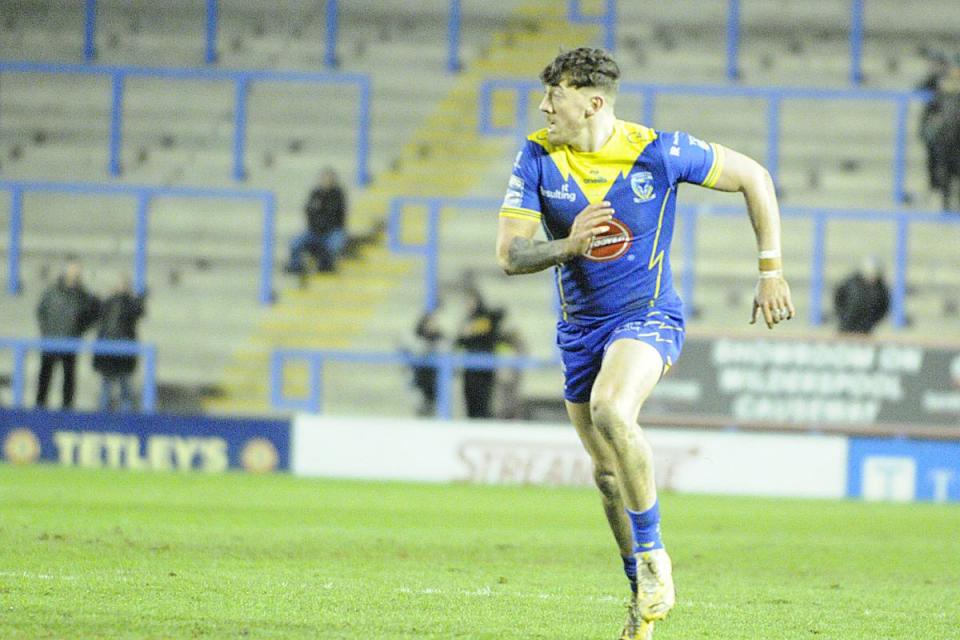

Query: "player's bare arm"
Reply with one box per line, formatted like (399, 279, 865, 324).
(496, 202, 614, 275)
(707, 146, 796, 329)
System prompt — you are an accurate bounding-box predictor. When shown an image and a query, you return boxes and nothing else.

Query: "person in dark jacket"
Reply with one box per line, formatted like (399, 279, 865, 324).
(285, 168, 348, 273)
(834, 257, 890, 335)
(411, 309, 444, 416)
(931, 61, 960, 211)
(93, 274, 146, 412)
(35, 260, 100, 409)
(455, 291, 504, 418)
(917, 52, 949, 193)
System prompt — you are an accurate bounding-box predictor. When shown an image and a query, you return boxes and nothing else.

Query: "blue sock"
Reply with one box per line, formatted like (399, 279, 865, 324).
(622, 555, 638, 594)
(625, 500, 664, 553)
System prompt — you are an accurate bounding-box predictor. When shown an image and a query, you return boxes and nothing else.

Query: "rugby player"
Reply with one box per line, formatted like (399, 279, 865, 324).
(495, 48, 795, 639)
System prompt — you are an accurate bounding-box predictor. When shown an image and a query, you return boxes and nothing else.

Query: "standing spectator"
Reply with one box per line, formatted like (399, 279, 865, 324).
(285, 168, 348, 274)
(93, 275, 146, 412)
(411, 309, 444, 417)
(834, 257, 890, 335)
(35, 259, 100, 409)
(917, 51, 949, 194)
(456, 290, 503, 418)
(931, 58, 960, 211)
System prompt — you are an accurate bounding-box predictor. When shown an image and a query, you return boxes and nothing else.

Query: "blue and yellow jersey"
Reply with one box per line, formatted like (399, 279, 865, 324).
(500, 120, 724, 324)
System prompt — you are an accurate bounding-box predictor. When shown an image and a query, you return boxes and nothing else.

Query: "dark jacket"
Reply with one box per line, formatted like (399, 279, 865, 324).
(834, 274, 890, 334)
(305, 186, 346, 236)
(456, 306, 503, 353)
(92, 292, 145, 376)
(36, 278, 100, 338)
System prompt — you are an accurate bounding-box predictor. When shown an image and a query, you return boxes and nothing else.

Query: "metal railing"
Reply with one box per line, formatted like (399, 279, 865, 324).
(270, 348, 555, 418)
(0, 179, 277, 305)
(46, 0, 875, 84)
(478, 77, 930, 204)
(0, 337, 158, 413)
(0, 61, 372, 186)
(386, 195, 960, 329)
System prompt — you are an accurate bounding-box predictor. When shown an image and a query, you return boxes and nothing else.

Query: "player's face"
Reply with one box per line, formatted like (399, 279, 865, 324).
(539, 82, 591, 146)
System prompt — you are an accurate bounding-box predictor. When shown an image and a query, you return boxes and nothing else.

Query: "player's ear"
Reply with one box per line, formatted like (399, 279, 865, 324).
(585, 94, 605, 117)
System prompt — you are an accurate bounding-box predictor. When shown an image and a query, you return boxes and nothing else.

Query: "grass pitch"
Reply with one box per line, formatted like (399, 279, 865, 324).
(1, 464, 958, 639)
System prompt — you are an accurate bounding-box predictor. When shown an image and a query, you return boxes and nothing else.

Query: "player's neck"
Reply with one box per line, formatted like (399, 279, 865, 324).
(570, 112, 617, 153)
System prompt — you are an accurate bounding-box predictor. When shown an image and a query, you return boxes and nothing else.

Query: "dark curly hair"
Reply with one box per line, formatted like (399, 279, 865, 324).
(539, 47, 620, 93)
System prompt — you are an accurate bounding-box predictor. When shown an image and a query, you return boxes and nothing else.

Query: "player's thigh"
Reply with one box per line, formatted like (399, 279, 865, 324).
(591, 339, 664, 423)
(565, 400, 618, 470)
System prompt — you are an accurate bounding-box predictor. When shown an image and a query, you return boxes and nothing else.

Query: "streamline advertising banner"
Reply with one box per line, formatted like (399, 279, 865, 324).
(0, 410, 290, 473)
(645, 335, 960, 429)
(292, 416, 849, 499)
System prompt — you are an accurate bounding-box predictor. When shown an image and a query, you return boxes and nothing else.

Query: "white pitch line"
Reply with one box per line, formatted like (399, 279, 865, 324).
(0, 571, 78, 581)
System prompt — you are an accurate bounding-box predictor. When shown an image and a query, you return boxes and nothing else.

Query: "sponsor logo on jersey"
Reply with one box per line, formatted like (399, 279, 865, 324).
(583, 169, 607, 184)
(540, 183, 577, 202)
(583, 218, 633, 261)
(630, 171, 656, 203)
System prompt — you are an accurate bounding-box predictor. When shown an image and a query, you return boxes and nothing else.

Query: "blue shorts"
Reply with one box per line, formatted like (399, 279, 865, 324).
(556, 307, 685, 403)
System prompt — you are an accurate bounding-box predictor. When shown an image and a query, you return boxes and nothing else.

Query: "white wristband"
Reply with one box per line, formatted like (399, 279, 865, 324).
(758, 249, 781, 259)
(758, 269, 782, 279)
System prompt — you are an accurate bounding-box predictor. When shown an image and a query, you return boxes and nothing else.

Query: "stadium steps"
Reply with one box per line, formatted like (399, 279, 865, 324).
(203, 2, 599, 416)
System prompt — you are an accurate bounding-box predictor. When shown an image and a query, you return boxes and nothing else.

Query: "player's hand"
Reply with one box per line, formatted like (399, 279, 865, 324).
(750, 276, 795, 329)
(565, 202, 615, 256)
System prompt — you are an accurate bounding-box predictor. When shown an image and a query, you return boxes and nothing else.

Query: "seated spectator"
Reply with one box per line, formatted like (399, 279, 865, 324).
(285, 168, 348, 274)
(834, 257, 890, 335)
(93, 274, 146, 412)
(35, 259, 100, 410)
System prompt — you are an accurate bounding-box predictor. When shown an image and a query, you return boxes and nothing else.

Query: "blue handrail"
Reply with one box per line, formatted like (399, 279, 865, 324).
(477, 77, 931, 204)
(0, 179, 277, 305)
(385, 195, 960, 330)
(0, 60, 372, 186)
(447, 0, 462, 72)
(270, 348, 556, 418)
(726, 0, 740, 80)
(205, 0, 219, 64)
(325, 0, 339, 68)
(0, 337, 158, 413)
(568, 0, 617, 52)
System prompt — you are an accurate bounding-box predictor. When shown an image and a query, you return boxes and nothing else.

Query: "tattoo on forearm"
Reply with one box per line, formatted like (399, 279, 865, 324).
(506, 237, 575, 274)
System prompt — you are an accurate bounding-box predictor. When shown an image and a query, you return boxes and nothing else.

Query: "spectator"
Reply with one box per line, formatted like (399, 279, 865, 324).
(931, 58, 960, 211)
(93, 274, 146, 412)
(35, 259, 100, 409)
(917, 51, 949, 194)
(834, 257, 890, 335)
(411, 309, 444, 417)
(456, 290, 503, 418)
(285, 168, 348, 274)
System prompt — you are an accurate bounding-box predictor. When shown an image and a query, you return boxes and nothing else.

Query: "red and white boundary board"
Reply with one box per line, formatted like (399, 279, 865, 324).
(292, 417, 848, 499)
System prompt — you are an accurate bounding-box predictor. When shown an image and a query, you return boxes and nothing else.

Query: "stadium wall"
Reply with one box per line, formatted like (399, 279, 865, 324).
(2, 410, 957, 503)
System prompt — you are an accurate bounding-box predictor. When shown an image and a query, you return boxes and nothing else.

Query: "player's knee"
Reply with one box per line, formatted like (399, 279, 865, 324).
(589, 395, 632, 442)
(593, 468, 620, 501)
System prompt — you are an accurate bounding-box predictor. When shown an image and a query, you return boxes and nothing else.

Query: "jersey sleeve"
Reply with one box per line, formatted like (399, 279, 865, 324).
(499, 141, 542, 222)
(661, 130, 725, 188)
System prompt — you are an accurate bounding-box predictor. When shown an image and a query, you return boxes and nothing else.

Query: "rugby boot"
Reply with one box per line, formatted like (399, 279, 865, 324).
(635, 548, 675, 621)
(620, 595, 655, 640)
